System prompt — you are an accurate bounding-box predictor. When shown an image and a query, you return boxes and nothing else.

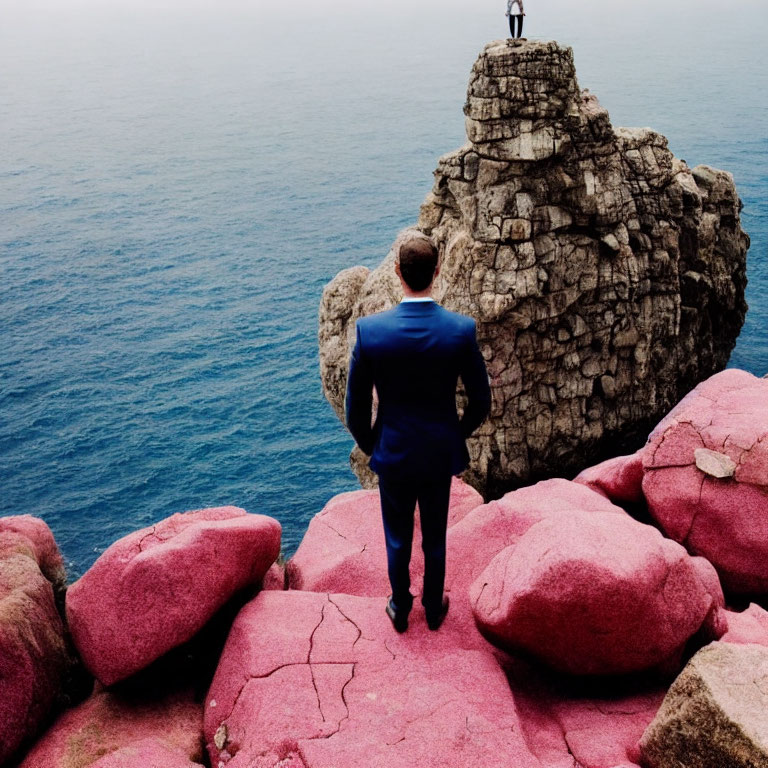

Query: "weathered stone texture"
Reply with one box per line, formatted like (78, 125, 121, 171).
(469, 497, 725, 676)
(18, 686, 204, 768)
(66, 507, 281, 685)
(639, 642, 768, 768)
(642, 368, 768, 595)
(319, 39, 749, 495)
(0, 517, 70, 766)
(204, 591, 542, 768)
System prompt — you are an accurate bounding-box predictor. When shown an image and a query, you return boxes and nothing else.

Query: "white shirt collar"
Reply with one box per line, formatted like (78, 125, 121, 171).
(400, 297, 435, 303)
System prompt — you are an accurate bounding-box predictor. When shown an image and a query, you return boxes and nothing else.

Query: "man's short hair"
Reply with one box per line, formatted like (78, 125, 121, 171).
(397, 236, 438, 292)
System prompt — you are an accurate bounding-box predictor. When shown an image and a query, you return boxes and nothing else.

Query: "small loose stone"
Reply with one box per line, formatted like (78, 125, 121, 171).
(694, 448, 736, 479)
(214, 724, 228, 751)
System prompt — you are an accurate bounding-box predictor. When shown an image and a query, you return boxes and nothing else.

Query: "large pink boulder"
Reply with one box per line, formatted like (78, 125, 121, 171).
(18, 685, 204, 768)
(438, 479, 632, 642)
(469, 494, 725, 675)
(204, 590, 541, 768)
(66, 507, 281, 685)
(577, 371, 768, 598)
(642, 368, 768, 594)
(286, 477, 482, 596)
(0, 517, 69, 765)
(446, 479, 622, 587)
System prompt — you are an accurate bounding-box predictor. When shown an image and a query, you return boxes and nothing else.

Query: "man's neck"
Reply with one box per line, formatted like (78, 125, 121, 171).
(402, 289, 433, 300)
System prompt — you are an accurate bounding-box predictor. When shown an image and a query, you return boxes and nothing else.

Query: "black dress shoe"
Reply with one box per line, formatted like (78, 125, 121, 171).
(386, 596, 409, 633)
(426, 596, 450, 631)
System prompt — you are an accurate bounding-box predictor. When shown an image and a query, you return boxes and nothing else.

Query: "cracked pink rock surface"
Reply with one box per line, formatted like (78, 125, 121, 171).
(0, 517, 69, 765)
(204, 590, 541, 768)
(286, 477, 482, 596)
(720, 603, 768, 647)
(88, 739, 205, 768)
(66, 507, 281, 685)
(469, 495, 725, 675)
(510, 660, 665, 768)
(18, 685, 204, 768)
(573, 451, 646, 504)
(642, 368, 768, 594)
(549, 691, 662, 768)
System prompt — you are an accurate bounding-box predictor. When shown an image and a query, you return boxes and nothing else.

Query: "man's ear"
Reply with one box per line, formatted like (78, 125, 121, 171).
(394, 261, 402, 278)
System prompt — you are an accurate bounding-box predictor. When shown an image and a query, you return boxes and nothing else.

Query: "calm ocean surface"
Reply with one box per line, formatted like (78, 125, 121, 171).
(1, 0, 766, 577)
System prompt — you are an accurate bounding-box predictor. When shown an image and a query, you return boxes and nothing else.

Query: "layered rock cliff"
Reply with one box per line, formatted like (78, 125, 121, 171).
(319, 39, 749, 495)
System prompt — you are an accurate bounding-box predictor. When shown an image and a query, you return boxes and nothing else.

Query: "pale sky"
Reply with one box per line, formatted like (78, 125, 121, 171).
(5, 0, 767, 13)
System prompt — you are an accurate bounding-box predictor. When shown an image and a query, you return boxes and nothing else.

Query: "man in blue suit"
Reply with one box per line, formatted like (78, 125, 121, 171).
(345, 233, 491, 632)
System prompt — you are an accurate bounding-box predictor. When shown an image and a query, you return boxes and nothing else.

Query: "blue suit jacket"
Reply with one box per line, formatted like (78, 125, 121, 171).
(345, 301, 491, 479)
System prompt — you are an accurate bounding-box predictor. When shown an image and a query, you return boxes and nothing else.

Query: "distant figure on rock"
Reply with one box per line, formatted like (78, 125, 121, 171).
(506, 0, 525, 38)
(345, 232, 491, 634)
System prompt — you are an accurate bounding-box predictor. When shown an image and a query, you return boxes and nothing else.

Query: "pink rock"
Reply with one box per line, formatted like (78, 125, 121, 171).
(511, 660, 665, 768)
(0, 519, 69, 765)
(546, 692, 662, 768)
(287, 476, 482, 597)
(720, 603, 768, 647)
(440, 479, 630, 641)
(261, 561, 285, 591)
(574, 451, 646, 504)
(0, 514, 66, 587)
(89, 739, 204, 768)
(642, 368, 768, 594)
(445, 475, 485, 520)
(66, 507, 281, 685)
(204, 590, 540, 768)
(447, 479, 627, 585)
(469, 497, 725, 675)
(18, 686, 204, 768)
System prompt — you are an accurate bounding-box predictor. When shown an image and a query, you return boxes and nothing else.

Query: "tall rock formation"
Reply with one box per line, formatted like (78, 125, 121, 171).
(319, 39, 749, 495)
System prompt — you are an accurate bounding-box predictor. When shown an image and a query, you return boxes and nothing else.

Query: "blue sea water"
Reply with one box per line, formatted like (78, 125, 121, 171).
(1, 0, 766, 577)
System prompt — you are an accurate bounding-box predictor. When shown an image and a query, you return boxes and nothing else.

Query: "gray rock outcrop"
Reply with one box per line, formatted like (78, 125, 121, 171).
(639, 642, 768, 768)
(319, 39, 749, 495)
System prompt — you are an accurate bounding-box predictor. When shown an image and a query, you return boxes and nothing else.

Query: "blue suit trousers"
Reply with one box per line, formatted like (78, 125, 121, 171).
(378, 471, 452, 615)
